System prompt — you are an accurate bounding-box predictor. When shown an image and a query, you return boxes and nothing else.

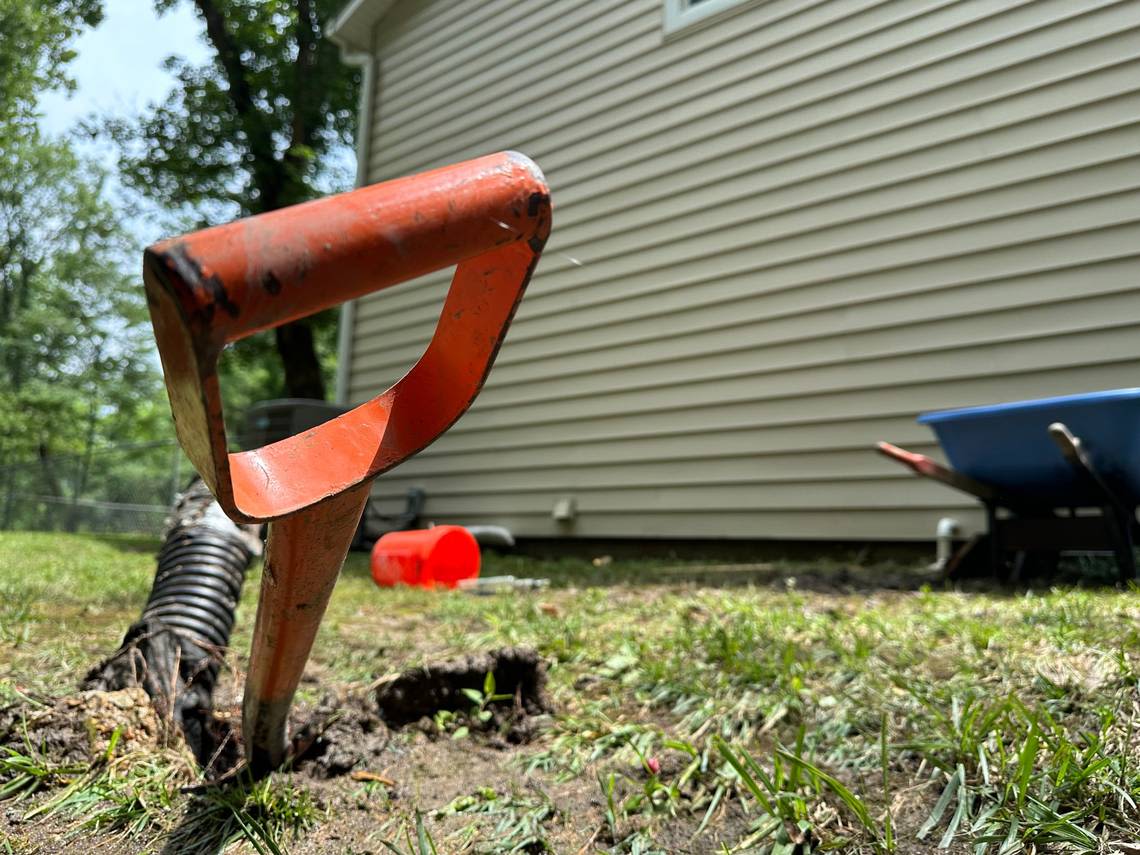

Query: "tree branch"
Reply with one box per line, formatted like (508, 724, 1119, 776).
(191, 0, 258, 135)
(193, 0, 283, 211)
(290, 0, 320, 153)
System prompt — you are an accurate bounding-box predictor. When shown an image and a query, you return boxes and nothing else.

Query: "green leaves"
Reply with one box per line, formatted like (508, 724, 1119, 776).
(0, 128, 163, 525)
(98, 0, 359, 402)
(112, 0, 359, 221)
(0, 0, 103, 133)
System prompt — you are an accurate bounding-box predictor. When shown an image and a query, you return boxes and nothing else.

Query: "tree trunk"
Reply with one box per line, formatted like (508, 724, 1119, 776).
(0, 465, 17, 529)
(65, 390, 100, 532)
(83, 479, 262, 766)
(36, 442, 63, 529)
(275, 319, 325, 400)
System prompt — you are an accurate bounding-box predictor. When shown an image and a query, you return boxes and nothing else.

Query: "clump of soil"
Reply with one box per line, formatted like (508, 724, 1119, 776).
(290, 692, 390, 779)
(374, 646, 551, 745)
(0, 688, 163, 765)
(82, 621, 226, 768)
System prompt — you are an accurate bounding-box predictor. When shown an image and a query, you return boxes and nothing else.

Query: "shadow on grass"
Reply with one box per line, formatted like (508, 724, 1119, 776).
(84, 532, 164, 554)
(340, 544, 1136, 595)
(159, 794, 247, 855)
(159, 795, 241, 855)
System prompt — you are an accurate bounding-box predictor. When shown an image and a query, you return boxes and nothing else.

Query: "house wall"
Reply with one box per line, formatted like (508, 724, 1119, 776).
(342, 0, 1140, 540)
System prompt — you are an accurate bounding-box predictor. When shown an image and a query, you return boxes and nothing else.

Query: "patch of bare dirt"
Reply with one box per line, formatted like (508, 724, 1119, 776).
(373, 645, 552, 746)
(0, 690, 962, 853)
(289, 691, 390, 779)
(0, 688, 164, 765)
(0, 649, 772, 852)
(1, 646, 552, 788)
(295, 732, 757, 854)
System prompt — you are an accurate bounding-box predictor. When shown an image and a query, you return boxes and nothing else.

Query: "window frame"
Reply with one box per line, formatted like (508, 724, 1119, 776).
(663, 0, 752, 35)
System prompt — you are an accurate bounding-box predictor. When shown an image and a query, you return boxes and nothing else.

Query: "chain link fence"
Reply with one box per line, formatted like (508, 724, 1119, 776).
(2, 403, 350, 537)
(0, 439, 187, 536)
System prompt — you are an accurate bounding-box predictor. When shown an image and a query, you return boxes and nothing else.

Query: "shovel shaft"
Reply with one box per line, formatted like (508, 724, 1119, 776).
(242, 483, 371, 776)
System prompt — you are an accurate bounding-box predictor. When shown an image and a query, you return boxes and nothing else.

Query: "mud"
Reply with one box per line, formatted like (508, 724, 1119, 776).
(82, 621, 227, 767)
(289, 691, 390, 779)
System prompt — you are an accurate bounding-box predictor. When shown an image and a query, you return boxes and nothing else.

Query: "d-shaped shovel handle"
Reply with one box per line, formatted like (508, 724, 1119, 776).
(143, 152, 551, 775)
(144, 151, 550, 523)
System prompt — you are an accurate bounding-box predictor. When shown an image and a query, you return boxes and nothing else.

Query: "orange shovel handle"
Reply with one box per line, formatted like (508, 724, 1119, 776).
(143, 152, 550, 777)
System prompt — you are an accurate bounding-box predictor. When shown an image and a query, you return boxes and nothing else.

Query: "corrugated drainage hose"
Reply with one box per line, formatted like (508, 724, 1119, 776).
(144, 519, 250, 651)
(84, 479, 261, 765)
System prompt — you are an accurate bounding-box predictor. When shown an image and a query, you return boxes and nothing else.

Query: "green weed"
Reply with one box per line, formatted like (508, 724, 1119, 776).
(380, 811, 439, 855)
(163, 775, 322, 855)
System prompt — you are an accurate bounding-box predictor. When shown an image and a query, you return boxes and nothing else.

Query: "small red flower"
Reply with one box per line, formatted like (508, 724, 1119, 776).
(646, 756, 661, 775)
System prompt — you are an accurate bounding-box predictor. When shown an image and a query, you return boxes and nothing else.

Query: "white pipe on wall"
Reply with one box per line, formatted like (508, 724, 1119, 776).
(932, 517, 961, 571)
(333, 47, 376, 406)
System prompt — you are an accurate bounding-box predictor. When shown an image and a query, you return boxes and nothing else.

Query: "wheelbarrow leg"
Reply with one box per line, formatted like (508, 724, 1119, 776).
(243, 483, 371, 777)
(1103, 506, 1136, 584)
(985, 503, 1004, 581)
(1048, 423, 1139, 584)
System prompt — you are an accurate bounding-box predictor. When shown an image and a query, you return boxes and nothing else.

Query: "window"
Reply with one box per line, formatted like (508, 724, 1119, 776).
(664, 0, 751, 35)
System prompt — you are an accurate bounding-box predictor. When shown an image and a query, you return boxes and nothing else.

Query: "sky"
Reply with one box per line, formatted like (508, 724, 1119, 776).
(38, 0, 357, 215)
(38, 0, 212, 138)
(36, 0, 357, 253)
(38, 0, 220, 249)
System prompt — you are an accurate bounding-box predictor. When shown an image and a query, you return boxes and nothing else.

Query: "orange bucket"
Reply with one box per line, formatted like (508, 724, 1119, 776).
(370, 526, 480, 589)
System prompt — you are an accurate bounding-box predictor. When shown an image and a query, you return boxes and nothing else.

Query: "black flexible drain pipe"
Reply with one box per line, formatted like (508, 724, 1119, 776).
(84, 479, 261, 764)
(144, 525, 250, 650)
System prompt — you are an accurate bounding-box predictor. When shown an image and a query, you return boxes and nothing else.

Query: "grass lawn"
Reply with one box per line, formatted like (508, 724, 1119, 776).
(1, 532, 1139, 853)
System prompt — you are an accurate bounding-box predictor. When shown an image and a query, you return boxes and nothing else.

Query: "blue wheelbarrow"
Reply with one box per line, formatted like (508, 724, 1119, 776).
(879, 389, 1140, 582)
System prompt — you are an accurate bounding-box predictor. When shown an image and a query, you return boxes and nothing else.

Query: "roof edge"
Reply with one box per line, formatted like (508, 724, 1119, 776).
(327, 0, 395, 54)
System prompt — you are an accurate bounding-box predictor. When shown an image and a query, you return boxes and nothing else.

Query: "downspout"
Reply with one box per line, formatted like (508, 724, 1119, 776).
(333, 46, 377, 406)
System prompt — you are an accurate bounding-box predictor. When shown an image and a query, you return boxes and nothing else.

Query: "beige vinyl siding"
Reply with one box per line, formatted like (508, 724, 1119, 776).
(343, 0, 1140, 540)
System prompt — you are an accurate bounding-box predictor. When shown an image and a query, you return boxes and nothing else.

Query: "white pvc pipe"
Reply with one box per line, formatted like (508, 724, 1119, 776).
(933, 517, 961, 571)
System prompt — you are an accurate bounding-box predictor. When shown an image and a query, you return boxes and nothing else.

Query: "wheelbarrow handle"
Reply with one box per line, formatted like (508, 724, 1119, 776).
(143, 151, 551, 523)
(876, 441, 1000, 503)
